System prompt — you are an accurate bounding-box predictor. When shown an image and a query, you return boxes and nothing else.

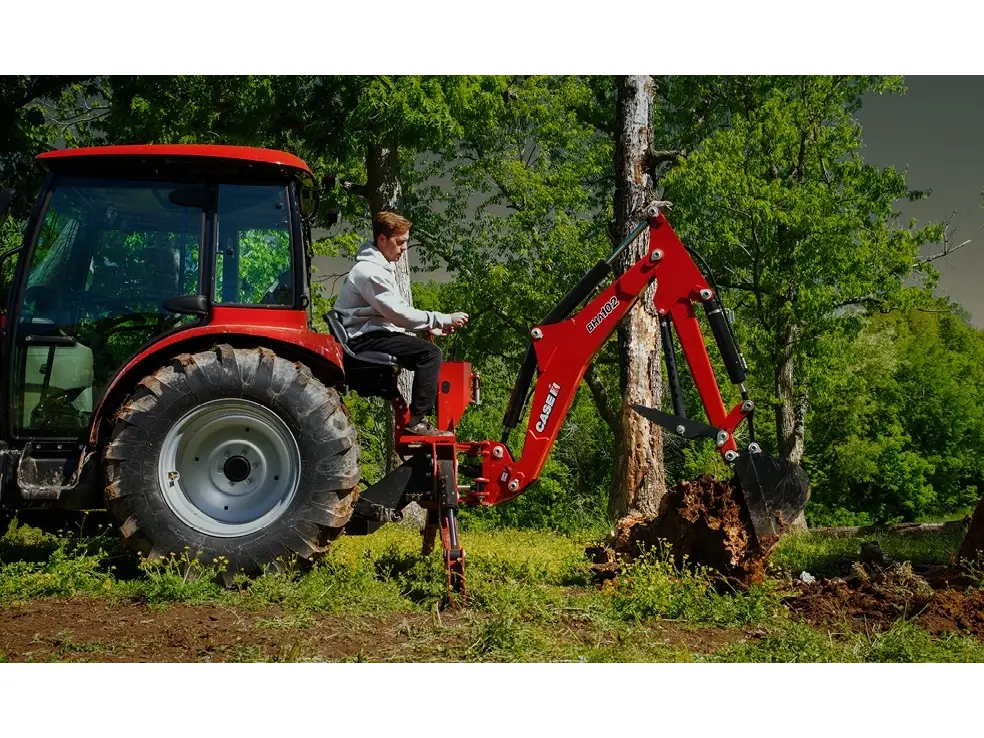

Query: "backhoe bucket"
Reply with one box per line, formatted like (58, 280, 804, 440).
(734, 451, 810, 545)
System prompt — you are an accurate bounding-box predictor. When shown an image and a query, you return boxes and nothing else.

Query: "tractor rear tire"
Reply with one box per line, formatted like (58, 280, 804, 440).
(103, 345, 360, 577)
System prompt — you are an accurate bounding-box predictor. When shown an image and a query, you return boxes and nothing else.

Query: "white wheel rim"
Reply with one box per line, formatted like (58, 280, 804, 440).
(158, 398, 301, 537)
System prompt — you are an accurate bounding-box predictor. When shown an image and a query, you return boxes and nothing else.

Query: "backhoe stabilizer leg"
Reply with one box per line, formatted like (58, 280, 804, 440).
(428, 456, 466, 607)
(442, 506, 466, 606)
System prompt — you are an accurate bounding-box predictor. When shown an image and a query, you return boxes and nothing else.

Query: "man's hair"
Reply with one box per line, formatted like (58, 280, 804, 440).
(373, 211, 412, 242)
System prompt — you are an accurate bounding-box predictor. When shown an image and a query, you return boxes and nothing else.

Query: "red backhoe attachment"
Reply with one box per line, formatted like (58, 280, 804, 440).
(469, 205, 810, 546)
(350, 206, 811, 602)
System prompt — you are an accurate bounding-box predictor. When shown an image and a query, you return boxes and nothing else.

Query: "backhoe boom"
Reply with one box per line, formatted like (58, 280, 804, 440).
(460, 208, 754, 507)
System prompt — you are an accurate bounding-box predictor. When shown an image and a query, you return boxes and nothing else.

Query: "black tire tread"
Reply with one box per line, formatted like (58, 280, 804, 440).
(103, 344, 360, 575)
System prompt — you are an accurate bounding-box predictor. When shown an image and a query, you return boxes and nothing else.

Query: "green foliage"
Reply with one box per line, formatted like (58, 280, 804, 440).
(465, 611, 542, 661)
(710, 617, 984, 663)
(709, 619, 841, 662)
(130, 551, 227, 605)
(609, 547, 781, 627)
(238, 558, 410, 615)
(0, 77, 104, 204)
(0, 521, 113, 605)
(808, 308, 984, 523)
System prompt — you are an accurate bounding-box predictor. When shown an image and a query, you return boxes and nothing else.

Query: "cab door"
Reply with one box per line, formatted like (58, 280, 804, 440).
(9, 177, 205, 440)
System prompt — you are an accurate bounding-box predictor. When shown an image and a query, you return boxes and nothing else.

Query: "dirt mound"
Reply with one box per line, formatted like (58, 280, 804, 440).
(786, 551, 984, 638)
(587, 474, 775, 587)
(786, 562, 935, 629)
(916, 589, 984, 638)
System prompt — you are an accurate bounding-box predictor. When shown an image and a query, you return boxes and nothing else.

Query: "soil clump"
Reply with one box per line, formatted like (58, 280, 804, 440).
(587, 474, 776, 588)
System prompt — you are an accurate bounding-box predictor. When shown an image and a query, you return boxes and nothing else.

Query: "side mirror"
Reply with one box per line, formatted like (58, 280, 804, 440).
(298, 171, 319, 220)
(0, 188, 14, 232)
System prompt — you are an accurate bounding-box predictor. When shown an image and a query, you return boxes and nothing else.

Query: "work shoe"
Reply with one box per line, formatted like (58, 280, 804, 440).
(404, 419, 454, 437)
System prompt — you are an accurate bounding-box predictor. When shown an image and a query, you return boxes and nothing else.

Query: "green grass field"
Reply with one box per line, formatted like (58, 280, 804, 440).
(1, 517, 982, 663)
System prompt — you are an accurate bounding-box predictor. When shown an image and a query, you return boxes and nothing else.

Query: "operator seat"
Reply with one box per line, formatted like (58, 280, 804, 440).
(325, 310, 401, 400)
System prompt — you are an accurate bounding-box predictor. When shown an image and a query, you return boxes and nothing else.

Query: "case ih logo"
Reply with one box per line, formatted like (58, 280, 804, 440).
(535, 382, 562, 433)
(586, 297, 619, 334)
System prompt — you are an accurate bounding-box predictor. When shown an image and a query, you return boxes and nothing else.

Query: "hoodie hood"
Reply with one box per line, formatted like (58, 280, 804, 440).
(356, 241, 395, 273)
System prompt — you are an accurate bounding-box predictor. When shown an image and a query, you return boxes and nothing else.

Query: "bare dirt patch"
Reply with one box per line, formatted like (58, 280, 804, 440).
(648, 621, 749, 654)
(785, 558, 984, 639)
(919, 589, 984, 638)
(0, 598, 462, 662)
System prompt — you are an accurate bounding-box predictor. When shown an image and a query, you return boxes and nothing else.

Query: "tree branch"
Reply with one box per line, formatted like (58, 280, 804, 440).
(915, 210, 972, 266)
(646, 147, 686, 166)
(832, 293, 884, 310)
(645, 147, 686, 180)
(715, 279, 785, 301)
(915, 239, 971, 266)
(342, 181, 368, 199)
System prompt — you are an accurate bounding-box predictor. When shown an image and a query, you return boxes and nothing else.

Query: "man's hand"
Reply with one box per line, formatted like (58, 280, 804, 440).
(436, 312, 469, 336)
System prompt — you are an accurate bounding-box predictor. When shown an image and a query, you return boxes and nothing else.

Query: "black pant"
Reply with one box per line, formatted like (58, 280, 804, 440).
(348, 330, 442, 422)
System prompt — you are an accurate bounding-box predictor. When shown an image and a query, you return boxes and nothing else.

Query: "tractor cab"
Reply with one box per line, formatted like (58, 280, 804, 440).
(1, 146, 317, 444)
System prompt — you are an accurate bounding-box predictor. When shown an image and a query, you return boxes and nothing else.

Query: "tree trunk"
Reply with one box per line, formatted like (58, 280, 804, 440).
(366, 142, 414, 478)
(609, 75, 667, 519)
(775, 320, 808, 528)
(959, 492, 984, 562)
(817, 520, 968, 539)
(775, 321, 806, 465)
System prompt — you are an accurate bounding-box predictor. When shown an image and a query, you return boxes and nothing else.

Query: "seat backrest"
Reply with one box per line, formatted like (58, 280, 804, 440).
(325, 310, 348, 343)
(326, 310, 362, 359)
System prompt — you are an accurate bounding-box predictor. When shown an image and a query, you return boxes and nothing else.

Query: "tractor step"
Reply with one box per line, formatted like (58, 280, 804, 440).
(14, 443, 95, 502)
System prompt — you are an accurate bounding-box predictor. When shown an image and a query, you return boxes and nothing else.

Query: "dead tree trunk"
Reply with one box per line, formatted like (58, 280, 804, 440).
(609, 75, 667, 519)
(775, 320, 809, 528)
(366, 141, 426, 529)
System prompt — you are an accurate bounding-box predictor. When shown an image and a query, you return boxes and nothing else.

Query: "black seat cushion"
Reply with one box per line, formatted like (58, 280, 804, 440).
(348, 350, 399, 367)
(325, 310, 398, 367)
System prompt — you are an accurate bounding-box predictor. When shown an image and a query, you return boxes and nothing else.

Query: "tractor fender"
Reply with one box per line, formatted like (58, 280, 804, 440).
(88, 308, 345, 446)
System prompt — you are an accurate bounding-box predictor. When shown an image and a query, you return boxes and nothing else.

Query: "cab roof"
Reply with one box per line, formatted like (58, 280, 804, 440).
(38, 144, 312, 172)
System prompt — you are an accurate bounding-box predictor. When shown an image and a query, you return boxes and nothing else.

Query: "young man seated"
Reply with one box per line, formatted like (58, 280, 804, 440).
(334, 211, 469, 437)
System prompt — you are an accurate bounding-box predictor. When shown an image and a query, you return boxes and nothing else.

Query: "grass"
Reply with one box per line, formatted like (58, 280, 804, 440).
(708, 618, 984, 663)
(1, 516, 982, 662)
(770, 526, 965, 580)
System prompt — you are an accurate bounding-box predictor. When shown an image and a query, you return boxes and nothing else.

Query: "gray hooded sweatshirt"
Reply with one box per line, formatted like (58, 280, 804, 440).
(334, 240, 458, 340)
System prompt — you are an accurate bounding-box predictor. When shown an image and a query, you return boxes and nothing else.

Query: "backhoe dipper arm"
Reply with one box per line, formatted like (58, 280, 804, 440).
(463, 210, 751, 507)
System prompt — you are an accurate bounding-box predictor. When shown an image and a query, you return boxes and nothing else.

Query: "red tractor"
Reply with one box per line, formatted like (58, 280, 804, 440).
(0, 145, 808, 598)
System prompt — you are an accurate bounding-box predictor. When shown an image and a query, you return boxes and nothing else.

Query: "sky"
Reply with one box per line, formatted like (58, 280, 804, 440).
(857, 76, 984, 326)
(314, 76, 984, 325)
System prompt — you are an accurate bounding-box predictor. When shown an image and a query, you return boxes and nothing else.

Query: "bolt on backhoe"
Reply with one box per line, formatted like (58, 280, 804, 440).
(0, 145, 809, 601)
